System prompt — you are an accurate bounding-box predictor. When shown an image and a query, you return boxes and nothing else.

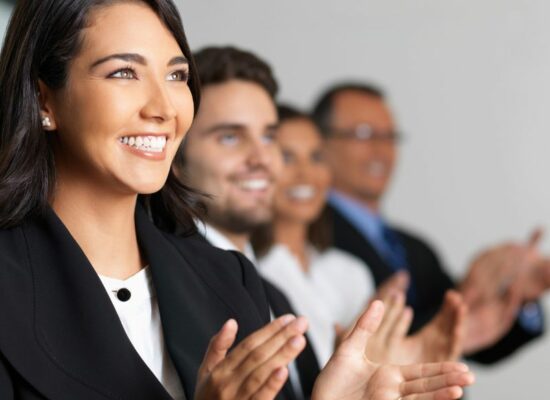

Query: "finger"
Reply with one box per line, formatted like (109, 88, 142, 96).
(197, 319, 238, 381)
(388, 306, 413, 346)
(340, 300, 384, 354)
(232, 317, 308, 380)
(401, 386, 463, 400)
(249, 367, 289, 400)
(400, 371, 475, 395)
(400, 362, 469, 380)
(236, 335, 306, 398)
(378, 291, 406, 340)
(527, 227, 543, 248)
(449, 295, 467, 360)
(222, 314, 296, 371)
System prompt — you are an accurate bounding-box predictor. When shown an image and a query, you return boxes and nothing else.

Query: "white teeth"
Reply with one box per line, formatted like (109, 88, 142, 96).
(238, 179, 269, 191)
(119, 135, 167, 153)
(287, 185, 317, 200)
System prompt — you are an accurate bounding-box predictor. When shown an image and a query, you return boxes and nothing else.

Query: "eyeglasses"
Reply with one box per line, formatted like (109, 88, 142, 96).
(327, 123, 403, 144)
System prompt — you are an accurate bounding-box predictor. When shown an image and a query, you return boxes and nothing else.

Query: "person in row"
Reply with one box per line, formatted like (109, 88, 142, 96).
(311, 82, 549, 362)
(0, 0, 474, 399)
(253, 104, 465, 366)
(179, 44, 468, 375)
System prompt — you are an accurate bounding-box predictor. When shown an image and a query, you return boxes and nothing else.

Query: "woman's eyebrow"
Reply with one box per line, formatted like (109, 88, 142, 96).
(90, 53, 188, 70)
(168, 56, 188, 66)
(90, 53, 147, 69)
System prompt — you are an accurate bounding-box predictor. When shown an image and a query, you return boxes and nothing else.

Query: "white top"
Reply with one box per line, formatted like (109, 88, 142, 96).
(198, 223, 304, 399)
(99, 267, 186, 400)
(258, 244, 374, 367)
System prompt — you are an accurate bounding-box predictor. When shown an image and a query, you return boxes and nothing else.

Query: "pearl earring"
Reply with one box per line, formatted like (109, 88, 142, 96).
(41, 116, 51, 129)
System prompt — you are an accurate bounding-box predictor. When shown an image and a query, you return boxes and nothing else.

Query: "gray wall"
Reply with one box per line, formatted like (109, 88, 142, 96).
(2, 0, 550, 397)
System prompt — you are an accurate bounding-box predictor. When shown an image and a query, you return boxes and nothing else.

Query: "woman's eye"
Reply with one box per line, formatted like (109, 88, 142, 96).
(282, 150, 294, 164)
(109, 68, 137, 79)
(167, 70, 189, 82)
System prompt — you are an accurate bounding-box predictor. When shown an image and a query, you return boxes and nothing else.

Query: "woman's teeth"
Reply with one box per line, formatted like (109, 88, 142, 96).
(119, 135, 167, 153)
(238, 179, 269, 191)
(287, 185, 316, 200)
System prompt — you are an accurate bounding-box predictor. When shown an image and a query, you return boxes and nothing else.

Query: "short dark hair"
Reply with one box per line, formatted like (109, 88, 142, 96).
(193, 46, 278, 98)
(0, 0, 201, 233)
(311, 82, 385, 137)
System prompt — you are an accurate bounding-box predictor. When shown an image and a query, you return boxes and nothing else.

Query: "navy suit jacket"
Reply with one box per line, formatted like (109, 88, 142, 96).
(327, 203, 544, 364)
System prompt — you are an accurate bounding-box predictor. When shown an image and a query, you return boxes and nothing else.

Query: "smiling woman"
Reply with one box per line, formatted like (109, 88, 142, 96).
(0, 2, 476, 400)
(0, 1, 309, 399)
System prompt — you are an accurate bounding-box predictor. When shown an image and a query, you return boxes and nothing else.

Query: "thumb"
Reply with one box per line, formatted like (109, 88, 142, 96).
(340, 300, 384, 355)
(197, 319, 238, 382)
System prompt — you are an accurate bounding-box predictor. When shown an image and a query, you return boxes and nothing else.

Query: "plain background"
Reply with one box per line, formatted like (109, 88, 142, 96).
(2, 0, 549, 397)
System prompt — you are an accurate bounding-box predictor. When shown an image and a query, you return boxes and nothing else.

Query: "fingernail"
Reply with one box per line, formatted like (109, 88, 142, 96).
(280, 314, 296, 326)
(292, 316, 308, 331)
(290, 335, 305, 348)
(275, 367, 287, 379)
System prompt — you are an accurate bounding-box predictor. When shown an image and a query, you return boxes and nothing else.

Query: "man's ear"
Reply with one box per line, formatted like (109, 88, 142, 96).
(37, 79, 57, 131)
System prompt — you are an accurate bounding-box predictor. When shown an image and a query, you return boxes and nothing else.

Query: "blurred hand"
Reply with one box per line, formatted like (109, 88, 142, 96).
(460, 229, 542, 308)
(400, 290, 466, 364)
(373, 271, 410, 301)
(522, 257, 550, 301)
(195, 315, 307, 400)
(313, 301, 475, 400)
(463, 279, 523, 354)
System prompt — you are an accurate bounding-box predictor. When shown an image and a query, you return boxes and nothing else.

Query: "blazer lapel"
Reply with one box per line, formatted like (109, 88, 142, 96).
(135, 207, 268, 397)
(21, 207, 172, 399)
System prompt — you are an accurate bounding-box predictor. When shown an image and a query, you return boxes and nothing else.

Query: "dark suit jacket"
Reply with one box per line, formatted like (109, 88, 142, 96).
(0, 205, 281, 399)
(327, 203, 544, 364)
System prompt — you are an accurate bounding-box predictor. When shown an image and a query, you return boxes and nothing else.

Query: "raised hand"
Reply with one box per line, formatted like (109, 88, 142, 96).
(312, 301, 475, 400)
(460, 230, 542, 308)
(463, 279, 523, 354)
(400, 290, 466, 364)
(195, 315, 307, 400)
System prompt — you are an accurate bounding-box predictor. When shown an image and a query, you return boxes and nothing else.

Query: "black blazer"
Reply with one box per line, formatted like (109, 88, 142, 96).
(0, 205, 278, 399)
(327, 203, 544, 364)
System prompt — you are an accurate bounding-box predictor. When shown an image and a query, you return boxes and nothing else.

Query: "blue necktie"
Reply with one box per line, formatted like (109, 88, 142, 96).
(380, 224, 416, 305)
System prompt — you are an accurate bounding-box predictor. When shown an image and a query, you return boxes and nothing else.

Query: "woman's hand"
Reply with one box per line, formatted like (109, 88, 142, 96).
(313, 301, 475, 400)
(195, 315, 308, 400)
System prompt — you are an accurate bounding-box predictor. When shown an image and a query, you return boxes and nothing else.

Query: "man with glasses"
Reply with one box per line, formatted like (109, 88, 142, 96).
(312, 82, 546, 363)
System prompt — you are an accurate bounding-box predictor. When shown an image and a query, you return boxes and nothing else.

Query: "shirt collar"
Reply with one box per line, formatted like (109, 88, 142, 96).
(327, 189, 385, 241)
(197, 222, 258, 265)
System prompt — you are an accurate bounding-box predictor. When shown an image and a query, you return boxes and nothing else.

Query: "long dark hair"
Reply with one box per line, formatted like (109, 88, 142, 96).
(0, 0, 202, 233)
(252, 104, 332, 257)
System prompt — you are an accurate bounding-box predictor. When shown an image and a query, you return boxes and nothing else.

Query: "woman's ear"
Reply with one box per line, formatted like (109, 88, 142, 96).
(37, 79, 57, 131)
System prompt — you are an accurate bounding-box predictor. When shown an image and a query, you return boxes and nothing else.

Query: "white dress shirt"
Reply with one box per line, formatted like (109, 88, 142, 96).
(198, 223, 305, 399)
(258, 244, 375, 367)
(99, 267, 186, 400)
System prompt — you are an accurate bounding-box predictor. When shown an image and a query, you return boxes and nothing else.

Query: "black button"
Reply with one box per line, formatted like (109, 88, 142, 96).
(116, 288, 131, 302)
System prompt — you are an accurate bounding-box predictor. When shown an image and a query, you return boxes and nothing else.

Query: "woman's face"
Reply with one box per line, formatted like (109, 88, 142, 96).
(273, 118, 332, 225)
(43, 2, 194, 195)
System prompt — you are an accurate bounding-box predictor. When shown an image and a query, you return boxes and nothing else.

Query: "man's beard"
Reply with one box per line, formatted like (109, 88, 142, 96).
(206, 203, 272, 234)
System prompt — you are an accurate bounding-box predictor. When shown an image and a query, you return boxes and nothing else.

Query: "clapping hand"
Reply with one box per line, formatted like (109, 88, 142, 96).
(313, 301, 475, 400)
(195, 315, 307, 400)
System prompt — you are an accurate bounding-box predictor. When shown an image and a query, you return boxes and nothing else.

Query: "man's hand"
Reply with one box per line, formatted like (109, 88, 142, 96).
(400, 290, 466, 364)
(312, 301, 475, 400)
(195, 315, 307, 400)
(463, 280, 523, 354)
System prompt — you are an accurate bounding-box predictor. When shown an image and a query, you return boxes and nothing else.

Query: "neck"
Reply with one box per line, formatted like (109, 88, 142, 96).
(211, 224, 250, 253)
(332, 185, 381, 213)
(273, 218, 309, 272)
(51, 178, 144, 280)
